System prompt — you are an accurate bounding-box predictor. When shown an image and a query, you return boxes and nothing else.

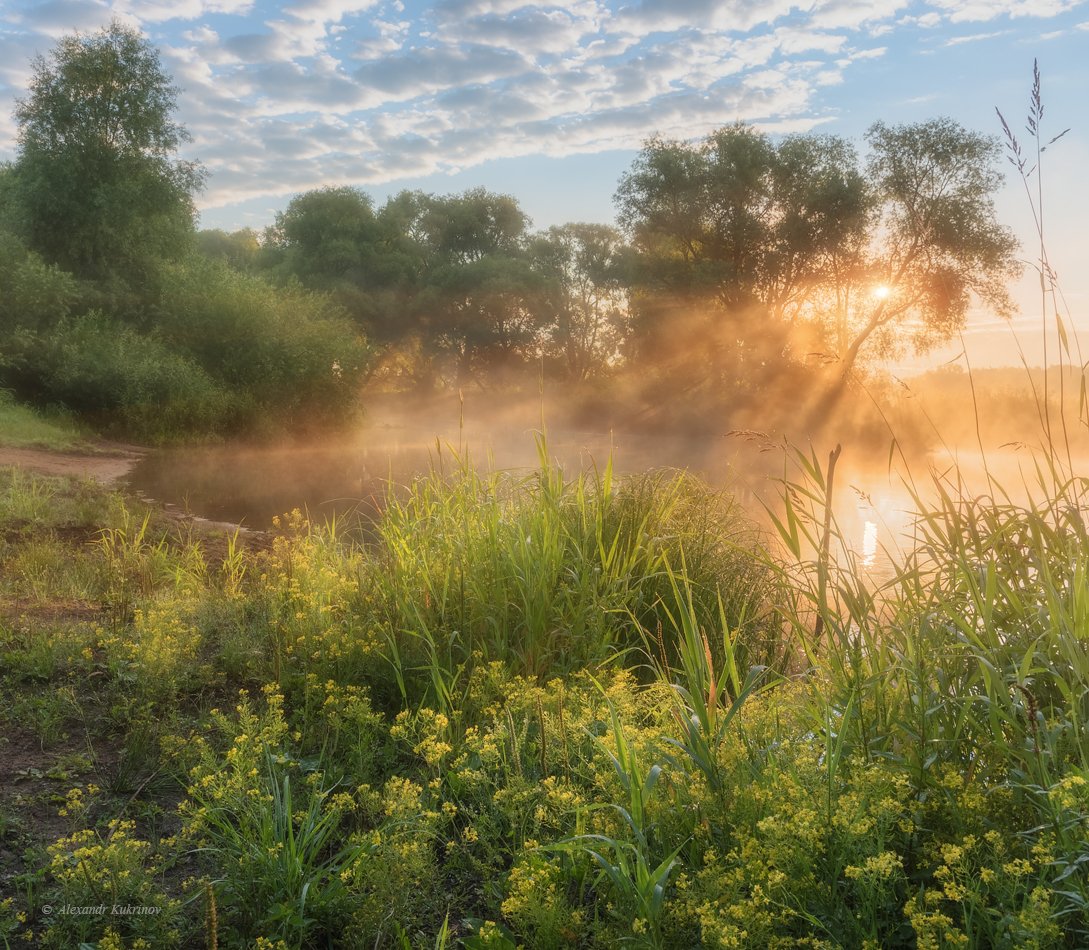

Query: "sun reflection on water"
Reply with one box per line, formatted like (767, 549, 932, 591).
(862, 519, 879, 569)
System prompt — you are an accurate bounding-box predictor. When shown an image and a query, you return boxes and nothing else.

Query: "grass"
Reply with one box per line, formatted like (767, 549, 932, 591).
(0, 427, 1085, 947)
(0, 393, 84, 451)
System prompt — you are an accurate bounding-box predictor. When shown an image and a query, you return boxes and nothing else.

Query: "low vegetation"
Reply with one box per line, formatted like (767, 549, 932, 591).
(0, 434, 1086, 948)
(0, 392, 83, 451)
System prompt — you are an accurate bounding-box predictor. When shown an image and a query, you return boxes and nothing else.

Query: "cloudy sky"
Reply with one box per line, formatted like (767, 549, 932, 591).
(0, 0, 1086, 367)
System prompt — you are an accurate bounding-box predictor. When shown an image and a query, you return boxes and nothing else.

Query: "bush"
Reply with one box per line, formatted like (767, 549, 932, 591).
(0, 235, 372, 442)
(0, 231, 79, 333)
(26, 311, 232, 441)
(157, 258, 371, 433)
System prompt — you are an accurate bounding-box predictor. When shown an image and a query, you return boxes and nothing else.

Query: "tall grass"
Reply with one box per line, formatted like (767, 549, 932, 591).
(753, 63, 1089, 938)
(362, 435, 779, 704)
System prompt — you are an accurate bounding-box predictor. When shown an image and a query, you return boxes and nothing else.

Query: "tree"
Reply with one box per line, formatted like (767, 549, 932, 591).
(412, 188, 544, 387)
(267, 186, 426, 342)
(832, 119, 1020, 381)
(615, 119, 1019, 391)
(616, 125, 872, 385)
(195, 228, 261, 272)
(12, 20, 203, 283)
(530, 223, 630, 382)
(272, 186, 377, 283)
(0, 162, 19, 234)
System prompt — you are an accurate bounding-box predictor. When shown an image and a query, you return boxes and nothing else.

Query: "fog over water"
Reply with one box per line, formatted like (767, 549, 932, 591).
(125, 373, 1089, 603)
(127, 393, 979, 587)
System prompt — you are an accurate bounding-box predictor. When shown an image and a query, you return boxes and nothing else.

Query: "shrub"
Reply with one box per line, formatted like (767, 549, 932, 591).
(23, 310, 231, 441)
(157, 258, 371, 433)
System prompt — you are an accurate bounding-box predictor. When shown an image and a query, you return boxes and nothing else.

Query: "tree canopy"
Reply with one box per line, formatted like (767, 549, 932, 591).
(12, 20, 203, 284)
(0, 17, 1024, 438)
(616, 119, 1019, 389)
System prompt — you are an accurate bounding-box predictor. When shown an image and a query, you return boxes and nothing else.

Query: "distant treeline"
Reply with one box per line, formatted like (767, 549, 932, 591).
(0, 22, 1021, 443)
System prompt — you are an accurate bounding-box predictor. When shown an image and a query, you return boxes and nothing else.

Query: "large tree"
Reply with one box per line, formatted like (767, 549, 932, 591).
(616, 119, 1019, 389)
(833, 119, 1020, 381)
(12, 20, 203, 283)
(530, 223, 630, 382)
(616, 125, 871, 384)
(266, 186, 427, 342)
(411, 188, 545, 387)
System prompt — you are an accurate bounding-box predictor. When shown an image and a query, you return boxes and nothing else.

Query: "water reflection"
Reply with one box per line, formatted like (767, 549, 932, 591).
(862, 520, 879, 569)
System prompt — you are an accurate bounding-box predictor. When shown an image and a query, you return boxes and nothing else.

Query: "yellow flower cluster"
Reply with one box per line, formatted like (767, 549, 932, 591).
(128, 603, 201, 687)
(259, 515, 381, 672)
(44, 820, 179, 946)
(391, 708, 453, 769)
(904, 890, 970, 950)
(844, 851, 904, 883)
(1047, 772, 1087, 811)
(180, 686, 289, 836)
(500, 852, 585, 945)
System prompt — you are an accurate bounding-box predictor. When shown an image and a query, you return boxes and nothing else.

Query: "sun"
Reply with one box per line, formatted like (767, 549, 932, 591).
(873, 284, 892, 300)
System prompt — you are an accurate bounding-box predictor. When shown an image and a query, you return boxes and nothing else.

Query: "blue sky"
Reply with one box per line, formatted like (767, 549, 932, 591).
(0, 0, 1086, 367)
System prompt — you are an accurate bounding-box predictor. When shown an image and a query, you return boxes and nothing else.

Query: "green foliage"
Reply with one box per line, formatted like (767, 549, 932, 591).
(361, 442, 777, 692)
(3, 405, 1089, 947)
(41, 819, 182, 947)
(273, 186, 378, 283)
(530, 223, 630, 381)
(0, 231, 79, 332)
(22, 310, 230, 441)
(195, 227, 261, 272)
(855, 118, 1020, 365)
(12, 20, 203, 284)
(156, 257, 370, 433)
(0, 465, 113, 530)
(410, 188, 545, 386)
(181, 690, 367, 946)
(0, 27, 383, 444)
(616, 119, 1019, 387)
(0, 235, 370, 441)
(0, 391, 82, 450)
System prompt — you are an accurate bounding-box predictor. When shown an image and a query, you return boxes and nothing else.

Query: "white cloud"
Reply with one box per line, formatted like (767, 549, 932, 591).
(284, 0, 379, 23)
(810, 0, 911, 30)
(927, 0, 1083, 23)
(0, 0, 1084, 231)
(443, 7, 601, 55)
(352, 43, 530, 99)
(615, 0, 798, 35)
(944, 29, 1010, 44)
(354, 18, 411, 58)
(113, 0, 255, 23)
(5, 0, 114, 38)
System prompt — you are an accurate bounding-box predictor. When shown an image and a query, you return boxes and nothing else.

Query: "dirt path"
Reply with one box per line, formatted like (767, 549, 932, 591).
(0, 443, 144, 483)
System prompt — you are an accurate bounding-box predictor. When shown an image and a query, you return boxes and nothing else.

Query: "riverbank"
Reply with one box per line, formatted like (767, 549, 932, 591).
(0, 444, 144, 484)
(1, 451, 1086, 947)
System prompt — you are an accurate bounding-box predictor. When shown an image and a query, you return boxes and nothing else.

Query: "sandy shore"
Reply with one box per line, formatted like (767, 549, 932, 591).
(0, 444, 144, 484)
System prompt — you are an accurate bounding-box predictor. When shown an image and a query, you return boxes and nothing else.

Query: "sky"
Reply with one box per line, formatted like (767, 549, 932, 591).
(0, 0, 1087, 370)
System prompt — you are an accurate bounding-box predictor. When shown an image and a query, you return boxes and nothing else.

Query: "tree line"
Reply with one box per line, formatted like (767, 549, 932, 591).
(0, 21, 1020, 441)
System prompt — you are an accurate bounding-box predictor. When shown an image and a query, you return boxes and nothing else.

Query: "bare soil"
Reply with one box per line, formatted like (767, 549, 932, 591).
(0, 443, 144, 484)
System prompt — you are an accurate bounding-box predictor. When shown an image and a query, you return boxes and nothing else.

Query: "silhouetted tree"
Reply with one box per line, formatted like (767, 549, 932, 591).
(616, 120, 1018, 392)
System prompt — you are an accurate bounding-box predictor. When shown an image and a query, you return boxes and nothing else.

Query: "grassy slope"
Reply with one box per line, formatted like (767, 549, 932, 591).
(0, 398, 84, 450)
